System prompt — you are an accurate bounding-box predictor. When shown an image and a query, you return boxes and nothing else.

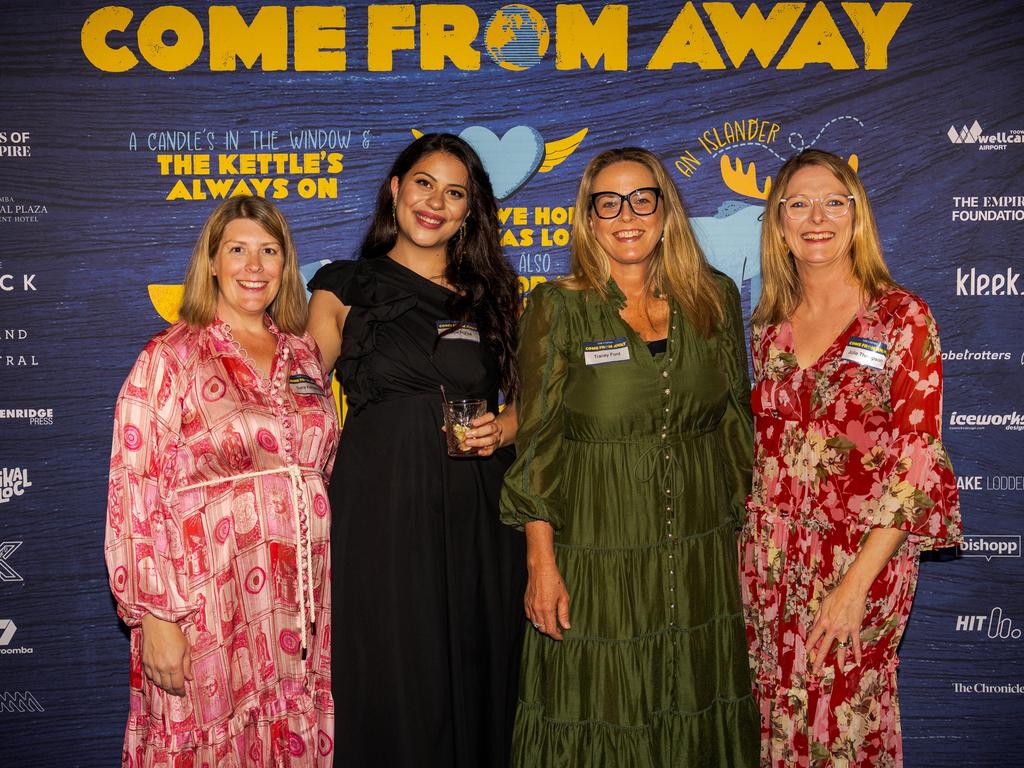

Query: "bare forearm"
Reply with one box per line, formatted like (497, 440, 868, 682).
(496, 403, 518, 448)
(524, 519, 556, 570)
(841, 528, 910, 593)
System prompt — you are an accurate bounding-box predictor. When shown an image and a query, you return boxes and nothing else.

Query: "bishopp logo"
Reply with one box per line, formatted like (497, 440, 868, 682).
(959, 535, 1022, 561)
(956, 607, 1022, 639)
(0, 691, 44, 713)
(948, 121, 984, 144)
(0, 541, 23, 583)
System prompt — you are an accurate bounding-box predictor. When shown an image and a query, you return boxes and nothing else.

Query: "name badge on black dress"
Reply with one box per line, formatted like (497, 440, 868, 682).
(436, 320, 481, 342)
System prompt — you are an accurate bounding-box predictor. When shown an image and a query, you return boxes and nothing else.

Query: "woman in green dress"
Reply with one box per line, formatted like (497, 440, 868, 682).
(500, 147, 759, 766)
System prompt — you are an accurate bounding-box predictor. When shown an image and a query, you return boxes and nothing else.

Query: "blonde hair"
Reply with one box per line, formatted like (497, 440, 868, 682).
(179, 196, 307, 334)
(753, 149, 896, 327)
(565, 147, 724, 336)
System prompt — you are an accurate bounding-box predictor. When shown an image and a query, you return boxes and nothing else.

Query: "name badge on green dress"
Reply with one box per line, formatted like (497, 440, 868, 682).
(436, 320, 480, 342)
(583, 337, 631, 365)
(841, 336, 889, 370)
(289, 373, 325, 396)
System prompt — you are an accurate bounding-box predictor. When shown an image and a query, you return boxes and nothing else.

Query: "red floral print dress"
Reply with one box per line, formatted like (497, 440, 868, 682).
(740, 288, 962, 767)
(105, 318, 339, 767)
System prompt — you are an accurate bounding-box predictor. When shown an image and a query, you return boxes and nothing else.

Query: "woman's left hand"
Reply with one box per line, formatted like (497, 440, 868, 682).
(463, 412, 504, 457)
(806, 579, 868, 675)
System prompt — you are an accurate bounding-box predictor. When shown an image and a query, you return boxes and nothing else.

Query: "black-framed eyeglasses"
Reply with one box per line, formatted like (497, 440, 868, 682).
(590, 187, 662, 219)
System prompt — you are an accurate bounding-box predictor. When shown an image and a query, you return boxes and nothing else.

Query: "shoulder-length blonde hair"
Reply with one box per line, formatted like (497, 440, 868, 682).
(179, 196, 307, 334)
(753, 149, 896, 326)
(565, 147, 724, 337)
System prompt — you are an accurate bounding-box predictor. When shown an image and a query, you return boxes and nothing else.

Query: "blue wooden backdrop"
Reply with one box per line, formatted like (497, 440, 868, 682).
(0, 1, 1022, 765)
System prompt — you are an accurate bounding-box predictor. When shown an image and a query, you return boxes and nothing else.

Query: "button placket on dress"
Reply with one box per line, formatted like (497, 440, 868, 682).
(663, 309, 678, 629)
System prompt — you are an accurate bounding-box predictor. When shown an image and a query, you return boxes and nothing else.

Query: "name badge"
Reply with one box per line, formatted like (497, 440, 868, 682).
(841, 336, 889, 370)
(583, 337, 631, 366)
(289, 373, 325, 396)
(436, 320, 480, 342)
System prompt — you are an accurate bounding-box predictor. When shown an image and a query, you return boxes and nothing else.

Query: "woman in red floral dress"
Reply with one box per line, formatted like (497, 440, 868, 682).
(740, 150, 962, 767)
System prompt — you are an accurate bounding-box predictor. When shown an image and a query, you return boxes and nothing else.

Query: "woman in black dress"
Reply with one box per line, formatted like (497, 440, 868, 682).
(306, 133, 525, 767)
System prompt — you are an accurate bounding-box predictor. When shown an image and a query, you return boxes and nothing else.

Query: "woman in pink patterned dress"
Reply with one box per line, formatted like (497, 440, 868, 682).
(740, 150, 962, 767)
(105, 196, 339, 766)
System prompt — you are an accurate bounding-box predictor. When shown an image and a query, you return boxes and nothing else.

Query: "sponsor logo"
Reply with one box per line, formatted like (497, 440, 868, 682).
(0, 468, 31, 504)
(959, 535, 1021, 560)
(948, 120, 1024, 151)
(0, 691, 44, 713)
(951, 195, 1024, 222)
(955, 607, 1022, 639)
(0, 132, 31, 158)
(957, 475, 1024, 492)
(0, 619, 32, 655)
(953, 682, 1024, 694)
(0, 408, 53, 426)
(0, 194, 48, 224)
(956, 267, 1020, 296)
(949, 411, 1024, 432)
(0, 541, 23, 583)
(941, 348, 1015, 362)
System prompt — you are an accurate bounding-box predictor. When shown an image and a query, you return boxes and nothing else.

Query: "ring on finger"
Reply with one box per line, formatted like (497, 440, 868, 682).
(532, 622, 542, 629)
(836, 638, 852, 648)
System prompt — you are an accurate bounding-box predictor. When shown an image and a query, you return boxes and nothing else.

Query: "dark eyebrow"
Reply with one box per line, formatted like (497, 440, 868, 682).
(414, 171, 468, 193)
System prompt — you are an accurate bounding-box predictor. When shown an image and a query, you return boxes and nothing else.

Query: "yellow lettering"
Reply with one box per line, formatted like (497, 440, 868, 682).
(703, 2, 804, 68)
(81, 6, 138, 72)
(843, 2, 911, 70)
(137, 6, 204, 72)
(647, 3, 725, 70)
(555, 4, 628, 71)
(368, 4, 416, 72)
(295, 6, 347, 71)
(420, 4, 479, 70)
(778, 2, 858, 70)
(208, 6, 286, 71)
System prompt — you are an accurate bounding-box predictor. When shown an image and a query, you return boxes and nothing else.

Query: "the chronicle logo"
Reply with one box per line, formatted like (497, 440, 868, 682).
(0, 619, 32, 654)
(959, 535, 1021, 561)
(955, 607, 1022, 639)
(0, 541, 23, 583)
(0, 467, 31, 504)
(948, 120, 1024, 151)
(0, 691, 44, 713)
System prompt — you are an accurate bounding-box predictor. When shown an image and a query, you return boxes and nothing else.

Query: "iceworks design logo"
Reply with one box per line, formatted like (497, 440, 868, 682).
(948, 121, 984, 144)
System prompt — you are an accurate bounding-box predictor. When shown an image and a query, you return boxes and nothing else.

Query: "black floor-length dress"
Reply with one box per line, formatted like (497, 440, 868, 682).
(309, 256, 526, 768)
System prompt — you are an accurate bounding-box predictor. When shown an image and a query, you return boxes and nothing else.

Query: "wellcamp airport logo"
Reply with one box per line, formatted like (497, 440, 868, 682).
(0, 619, 32, 654)
(948, 120, 1024, 151)
(959, 535, 1021, 561)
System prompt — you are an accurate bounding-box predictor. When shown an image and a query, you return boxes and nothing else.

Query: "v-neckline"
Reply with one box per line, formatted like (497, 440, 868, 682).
(782, 306, 863, 373)
(605, 279, 676, 371)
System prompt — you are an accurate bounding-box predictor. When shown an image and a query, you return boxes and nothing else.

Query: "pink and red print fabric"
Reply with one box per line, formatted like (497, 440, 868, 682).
(740, 288, 962, 767)
(106, 318, 338, 767)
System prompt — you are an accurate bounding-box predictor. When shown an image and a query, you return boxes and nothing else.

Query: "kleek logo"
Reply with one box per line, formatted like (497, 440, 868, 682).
(0, 541, 23, 583)
(948, 120, 1024, 151)
(959, 535, 1021, 561)
(0, 691, 44, 713)
(0, 467, 31, 504)
(949, 411, 1024, 431)
(955, 607, 1022, 639)
(0, 619, 31, 654)
(956, 267, 1020, 296)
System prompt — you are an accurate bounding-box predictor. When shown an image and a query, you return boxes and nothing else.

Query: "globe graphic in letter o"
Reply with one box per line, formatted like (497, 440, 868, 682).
(485, 5, 550, 71)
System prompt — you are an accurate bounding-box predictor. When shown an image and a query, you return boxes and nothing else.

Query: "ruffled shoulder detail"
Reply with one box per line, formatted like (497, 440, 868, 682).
(309, 258, 418, 411)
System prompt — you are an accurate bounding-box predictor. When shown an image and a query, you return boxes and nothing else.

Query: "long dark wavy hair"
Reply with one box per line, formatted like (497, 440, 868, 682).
(360, 133, 520, 400)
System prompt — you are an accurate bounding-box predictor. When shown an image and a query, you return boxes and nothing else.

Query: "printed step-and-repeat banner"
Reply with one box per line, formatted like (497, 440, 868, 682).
(1, 1, 1021, 765)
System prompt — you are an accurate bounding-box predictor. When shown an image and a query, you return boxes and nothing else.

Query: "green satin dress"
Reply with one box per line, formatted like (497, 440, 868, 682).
(500, 276, 759, 767)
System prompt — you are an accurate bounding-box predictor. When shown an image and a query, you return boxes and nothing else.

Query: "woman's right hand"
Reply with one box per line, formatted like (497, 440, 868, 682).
(140, 613, 192, 697)
(525, 560, 571, 641)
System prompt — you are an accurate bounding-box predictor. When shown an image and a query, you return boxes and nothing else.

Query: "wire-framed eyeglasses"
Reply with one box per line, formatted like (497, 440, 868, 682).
(779, 194, 855, 220)
(590, 188, 662, 219)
